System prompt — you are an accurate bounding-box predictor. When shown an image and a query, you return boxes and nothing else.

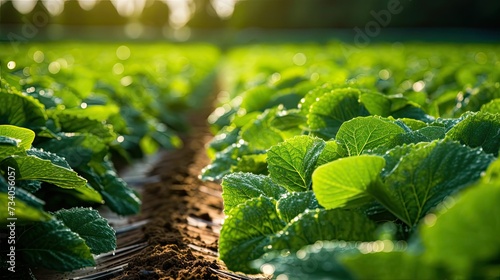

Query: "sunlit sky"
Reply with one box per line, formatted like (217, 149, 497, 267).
(0, 0, 237, 27)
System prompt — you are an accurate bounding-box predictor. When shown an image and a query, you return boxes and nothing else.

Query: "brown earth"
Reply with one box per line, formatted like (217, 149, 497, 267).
(113, 104, 262, 280)
(115, 114, 228, 280)
(33, 94, 262, 280)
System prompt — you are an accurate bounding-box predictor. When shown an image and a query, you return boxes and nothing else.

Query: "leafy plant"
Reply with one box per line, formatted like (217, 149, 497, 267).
(204, 42, 500, 278)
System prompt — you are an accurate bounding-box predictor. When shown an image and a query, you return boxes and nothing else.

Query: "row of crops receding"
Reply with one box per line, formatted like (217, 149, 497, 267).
(1, 41, 499, 278)
(202, 43, 500, 279)
(0, 43, 219, 275)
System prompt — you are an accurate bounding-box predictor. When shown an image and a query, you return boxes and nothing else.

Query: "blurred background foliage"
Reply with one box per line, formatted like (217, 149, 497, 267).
(1, 0, 499, 30)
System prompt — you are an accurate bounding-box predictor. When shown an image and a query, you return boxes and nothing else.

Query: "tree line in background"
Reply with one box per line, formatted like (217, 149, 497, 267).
(1, 0, 499, 29)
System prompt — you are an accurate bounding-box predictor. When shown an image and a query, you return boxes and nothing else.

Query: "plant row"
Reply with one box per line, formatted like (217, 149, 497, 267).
(203, 43, 500, 279)
(0, 42, 220, 275)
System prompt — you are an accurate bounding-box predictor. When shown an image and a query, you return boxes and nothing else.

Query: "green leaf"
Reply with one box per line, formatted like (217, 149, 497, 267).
(230, 154, 268, 175)
(0, 85, 48, 131)
(276, 191, 321, 223)
(307, 88, 368, 139)
(207, 126, 240, 155)
(201, 141, 254, 181)
(239, 85, 275, 113)
(359, 91, 391, 116)
(61, 104, 120, 121)
(240, 108, 284, 150)
(221, 172, 287, 214)
(79, 166, 140, 215)
(52, 111, 117, 143)
(420, 179, 500, 276)
(270, 208, 377, 251)
(341, 250, 441, 280)
(253, 241, 356, 280)
(26, 148, 72, 169)
(446, 112, 500, 156)
(0, 125, 35, 150)
(268, 135, 326, 192)
(0, 176, 45, 209)
(373, 140, 495, 226)
(336, 116, 405, 156)
(54, 208, 116, 254)
(315, 140, 345, 167)
(1, 155, 87, 189)
(36, 133, 107, 169)
(312, 155, 385, 210)
(389, 126, 446, 148)
(219, 196, 286, 273)
(0, 136, 26, 159)
(18, 219, 95, 271)
(480, 99, 500, 114)
(0, 193, 51, 224)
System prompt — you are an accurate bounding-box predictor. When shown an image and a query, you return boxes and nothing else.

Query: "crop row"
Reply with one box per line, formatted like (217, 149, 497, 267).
(0, 43, 219, 275)
(203, 42, 500, 279)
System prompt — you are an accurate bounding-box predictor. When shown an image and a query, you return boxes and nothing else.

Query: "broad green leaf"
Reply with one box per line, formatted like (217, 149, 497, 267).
(37, 133, 107, 168)
(460, 82, 500, 113)
(221, 172, 287, 214)
(269, 109, 306, 138)
(61, 104, 120, 121)
(373, 140, 495, 226)
(240, 108, 284, 150)
(54, 208, 116, 254)
(359, 91, 391, 116)
(14, 179, 42, 193)
(270, 208, 377, 251)
(312, 155, 385, 210)
(315, 140, 345, 167)
(52, 112, 116, 143)
(389, 126, 446, 148)
(79, 166, 140, 215)
(298, 83, 341, 115)
(26, 148, 72, 169)
(420, 180, 500, 276)
(1, 155, 87, 189)
(268, 135, 326, 192)
(480, 99, 500, 114)
(336, 116, 405, 156)
(341, 250, 441, 280)
(18, 219, 95, 271)
(207, 126, 240, 156)
(0, 136, 25, 159)
(0, 85, 48, 131)
(230, 154, 268, 175)
(375, 143, 421, 177)
(0, 136, 19, 147)
(201, 141, 254, 181)
(391, 104, 434, 122)
(0, 193, 51, 224)
(400, 118, 428, 130)
(0, 176, 45, 209)
(100, 172, 141, 215)
(240, 85, 275, 113)
(269, 109, 307, 131)
(219, 196, 286, 273)
(276, 191, 321, 223)
(446, 112, 500, 156)
(253, 241, 355, 280)
(0, 125, 35, 150)
(307, 88, 368, 139)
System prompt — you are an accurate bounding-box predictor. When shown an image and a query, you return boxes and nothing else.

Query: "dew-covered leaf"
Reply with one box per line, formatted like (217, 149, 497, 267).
(54, 208, 116, 254)
(221, 172, 287, 214)
(268, 135, 326, 192)
(219, 196, 286, 273)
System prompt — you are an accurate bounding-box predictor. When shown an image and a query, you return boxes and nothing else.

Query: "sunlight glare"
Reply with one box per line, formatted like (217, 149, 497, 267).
(12, 0, 37, 14)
